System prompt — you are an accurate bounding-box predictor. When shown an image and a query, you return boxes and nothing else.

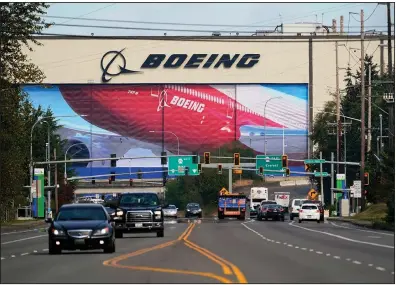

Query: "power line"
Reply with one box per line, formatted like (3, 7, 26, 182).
(42, 15, 388, 29)
(56, 3, 117, 25)
(41, 22, 386, 35)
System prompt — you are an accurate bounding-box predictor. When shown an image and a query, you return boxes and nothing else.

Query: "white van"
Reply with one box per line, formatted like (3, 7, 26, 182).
(289, 199, 305, 220)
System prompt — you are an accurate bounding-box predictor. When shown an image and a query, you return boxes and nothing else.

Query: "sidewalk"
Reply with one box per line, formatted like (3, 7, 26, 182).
(327, 216, 394, 232)
(1, 219, 47, 233)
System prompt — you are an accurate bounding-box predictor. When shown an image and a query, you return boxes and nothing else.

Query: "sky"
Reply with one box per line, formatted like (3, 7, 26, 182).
(43, 2, 394, 37)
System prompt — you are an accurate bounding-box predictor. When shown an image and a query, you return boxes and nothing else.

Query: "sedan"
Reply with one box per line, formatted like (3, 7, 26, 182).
(163, 205, 178, 219)
(185, 203, 202, 218)
(257, 204, 285, 221)
(46, 203, 116, 254)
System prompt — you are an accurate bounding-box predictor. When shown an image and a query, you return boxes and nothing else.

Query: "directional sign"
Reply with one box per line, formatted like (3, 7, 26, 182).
(304, 159, 325, 164)
(308, 189, 318, 200)
(219, 188, 229, 195)
(256, 155, 283, 175)
(314, 172, 329, 177)
(352, 180, 362, 198)
(168, 156, 199, 176)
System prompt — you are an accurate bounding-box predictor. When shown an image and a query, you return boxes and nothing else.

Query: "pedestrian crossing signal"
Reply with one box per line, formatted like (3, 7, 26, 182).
(282, 155, 288, 168)
(285, 168, 290, 177)
(204, 152, 210, 164)
(234, 153, 240, 166)
(218, 164, 223, 174)
(259, 166, 264, 175)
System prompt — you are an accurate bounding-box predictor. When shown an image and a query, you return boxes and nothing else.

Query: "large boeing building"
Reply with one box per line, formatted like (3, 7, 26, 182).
(23, 23, 392, 179)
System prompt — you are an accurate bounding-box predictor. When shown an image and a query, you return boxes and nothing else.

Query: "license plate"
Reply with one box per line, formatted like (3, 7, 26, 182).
(135, 223, 143, 228)
(74, 239, 85, 245)
(307, 215, 311, 218)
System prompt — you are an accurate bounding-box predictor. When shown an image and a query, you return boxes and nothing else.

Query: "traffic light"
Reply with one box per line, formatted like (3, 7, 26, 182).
(192, 152, 198, 164)
(234, 153, 240, 166)
(305, 164, 311, 172)
(184, 166, 190, 176)
(285, 168, 290, 177)
(92, 179, 95, 185)
(364, 172, 369, 186)
(129, 178, 133, 186)
(161, 151, 167, 165)
(204, 152, 210, 164)
(108, 177, 112, 184)
(282, 155, 288, 168)
(198, 163, 202, 173)
(218, 164, 223, 174)
(111, 171, 115, 181)
(259, 166, 264, 175)
(110, 153, 117, 167)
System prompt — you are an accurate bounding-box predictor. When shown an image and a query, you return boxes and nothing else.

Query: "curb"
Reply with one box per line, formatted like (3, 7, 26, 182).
(1, 221, 47, 233)
(327, 217, 394, 232)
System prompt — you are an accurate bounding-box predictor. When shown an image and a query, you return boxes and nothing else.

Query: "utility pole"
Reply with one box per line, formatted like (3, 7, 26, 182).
(335, 41, 341, 174)
(380, 38, 384, 76)
(54, 148, 58, 213)
(387, 2, 392, 76)
(360, 9, 366, 211)
(367, 64, 372, 152)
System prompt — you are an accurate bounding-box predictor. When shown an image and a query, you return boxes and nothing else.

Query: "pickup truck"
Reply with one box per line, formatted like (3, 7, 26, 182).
(107, 192, 167, 238)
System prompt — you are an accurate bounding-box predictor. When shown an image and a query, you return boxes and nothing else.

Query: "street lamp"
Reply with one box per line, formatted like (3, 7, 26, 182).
(64, 142, 86, 180)
(149, 130, 180, 155)
(263, 96, 282, 155)
(30, 115, 86, 204)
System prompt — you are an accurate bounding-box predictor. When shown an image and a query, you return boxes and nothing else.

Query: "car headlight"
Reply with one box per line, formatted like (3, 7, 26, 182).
(154, 210, 162, 219)
(116, 210, 123, 216)
(93, 227, 110, 236)
(52, 229, 65, 236)
(187, 209, 190, 212)
(197, 209, 202, 212)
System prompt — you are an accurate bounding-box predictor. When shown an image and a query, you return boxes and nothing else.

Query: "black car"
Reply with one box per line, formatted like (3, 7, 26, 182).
(257, 204, 285, 221)
(46, 203, 116, 254)
(185, 203, 202, 218)
(109, 192, 166, 238)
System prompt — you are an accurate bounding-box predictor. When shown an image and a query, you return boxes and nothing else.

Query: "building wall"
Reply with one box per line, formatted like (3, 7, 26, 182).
(25, 37, 391, 116)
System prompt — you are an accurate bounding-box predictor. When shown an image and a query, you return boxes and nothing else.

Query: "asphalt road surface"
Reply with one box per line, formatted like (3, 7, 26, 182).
(1, 219, 394, 283)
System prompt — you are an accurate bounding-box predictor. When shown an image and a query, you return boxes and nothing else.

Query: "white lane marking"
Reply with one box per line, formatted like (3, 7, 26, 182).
(329, 222, 394, 236)
(391, 272, 394, 275)
(1, 235, 47, 245)
(276, 241, 280, 244)
(11, 255, 15, 258)
(295, 246, 299, 249)
(376, 267, 386, 271)
(33, 250, 37, 253)
(333, 256, 340, 259)
(288, 244, 293, 247)
(368, 264, 373, 267)
(283, 242, 287, 245)
(326, 253, 331, 256)
(0, 228, 47, 236)
(21, 253, 29, 256)
(289, 221, 394, 249)
(367, 236, 381, 239)
(346, 258, 351, 261)
(301, 248, 307, 250)
(316, 251, 323, 254)
(353, 261, 362, 264)
(309, 249, 314, 252)
(1, 257, 5, 260)
(42, 249, 48, 251)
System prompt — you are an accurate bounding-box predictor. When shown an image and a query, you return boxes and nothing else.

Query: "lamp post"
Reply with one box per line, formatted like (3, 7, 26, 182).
(149, 130, 180, 155)
(64, 142, 86, 180)
(263, 96, 282, 155)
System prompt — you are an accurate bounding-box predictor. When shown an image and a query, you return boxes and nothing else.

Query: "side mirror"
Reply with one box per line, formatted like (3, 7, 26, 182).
(45, 218, 53, 223)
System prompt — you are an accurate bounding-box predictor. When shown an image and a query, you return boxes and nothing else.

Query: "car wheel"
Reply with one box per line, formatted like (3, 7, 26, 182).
(257, 215, 262, 221)
(317, 219, 320, 223)
(298, 219, 302, 223)
(157, 230, 164, 238)
(289, 215, 293, 221)
(48, 241, 61, 255)
(115, 230, 123, 239)
(281, 217, 285, 222)
(104, 241, 115, 253)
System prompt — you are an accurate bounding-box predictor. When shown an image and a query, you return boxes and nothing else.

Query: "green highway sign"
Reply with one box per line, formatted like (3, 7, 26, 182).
(256, 155, 283, 175)
(305, 159, 325, 164)
(168, 156, 199, 176)
(314, 172, 329, 177)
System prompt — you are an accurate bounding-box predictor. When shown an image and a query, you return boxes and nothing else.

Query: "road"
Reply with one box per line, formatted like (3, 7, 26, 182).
(1, 219, 394, 283)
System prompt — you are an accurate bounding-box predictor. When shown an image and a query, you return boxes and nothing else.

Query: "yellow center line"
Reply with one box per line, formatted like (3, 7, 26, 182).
(103, 222, 247, 284)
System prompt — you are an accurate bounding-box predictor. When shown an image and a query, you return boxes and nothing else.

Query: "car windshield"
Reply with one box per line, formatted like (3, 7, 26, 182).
(56, 207, 107, 221)
(187, 203, 200, 209)
(302, 205, 318, 210)
(262, 201, 276, 205)
(119, 193, 159, 207)
(267, 204, 280, 209)
(294, 200, 303, 206)
(167, 205, 177, 209)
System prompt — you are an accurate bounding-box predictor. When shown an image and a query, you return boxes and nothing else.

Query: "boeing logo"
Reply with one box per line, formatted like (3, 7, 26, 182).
(100, 50, 260, 83)
(100, 48, 142, 83)
(157, 90, 205, 113)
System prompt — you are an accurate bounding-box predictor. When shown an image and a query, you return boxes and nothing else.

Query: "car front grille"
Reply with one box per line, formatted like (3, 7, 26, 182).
(68, 229, 92, 238)
(126, 211, 152, 223)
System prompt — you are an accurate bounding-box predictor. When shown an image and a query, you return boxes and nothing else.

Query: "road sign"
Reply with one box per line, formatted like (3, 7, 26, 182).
(168, 156, 199, 176)
(233, 168, 242, 174)
(256, 155, 283, 175)
(352, 180, 362, 198)
(314, 172, 329, 177)
(304, 159, 325, 164)
(308, 189, 318, 199)
(219, 187, 229, 195)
